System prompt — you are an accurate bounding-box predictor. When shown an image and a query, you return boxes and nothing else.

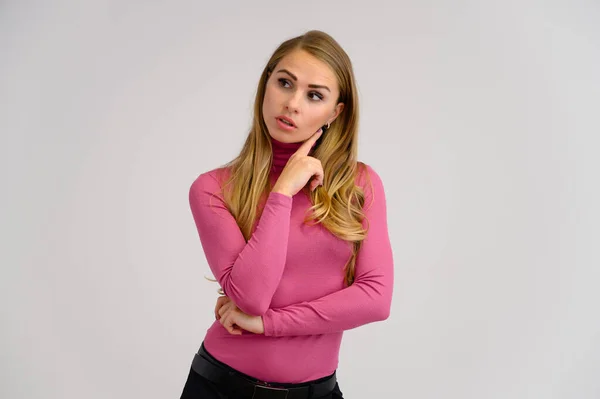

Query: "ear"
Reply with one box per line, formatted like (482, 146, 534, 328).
(328, 102, 345, 125)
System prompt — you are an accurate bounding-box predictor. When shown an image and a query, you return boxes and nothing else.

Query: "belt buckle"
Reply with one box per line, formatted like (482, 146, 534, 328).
(252, 383, 289, 399)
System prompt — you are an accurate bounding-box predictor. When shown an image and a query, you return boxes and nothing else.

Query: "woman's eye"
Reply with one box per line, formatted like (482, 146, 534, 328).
(277, 78, 322, 101)
(278, 78, 291, 88)
(309, 92, 323, 101)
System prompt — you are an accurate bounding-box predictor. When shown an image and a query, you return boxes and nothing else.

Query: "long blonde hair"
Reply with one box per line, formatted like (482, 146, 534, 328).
(217, 30, 371, 286)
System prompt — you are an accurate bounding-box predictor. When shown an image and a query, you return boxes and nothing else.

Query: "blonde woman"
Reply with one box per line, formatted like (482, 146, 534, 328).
(181, 30, 394, 399)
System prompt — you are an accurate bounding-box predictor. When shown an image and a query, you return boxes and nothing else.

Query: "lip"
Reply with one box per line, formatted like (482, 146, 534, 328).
(276, 115, 297, 128)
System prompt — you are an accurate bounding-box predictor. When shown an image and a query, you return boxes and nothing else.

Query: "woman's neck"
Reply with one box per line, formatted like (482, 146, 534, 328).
(270, 135, 304, 174)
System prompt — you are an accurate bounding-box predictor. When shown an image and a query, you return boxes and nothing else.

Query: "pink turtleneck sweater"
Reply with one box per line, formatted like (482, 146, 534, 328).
(188, 136, 394, 383)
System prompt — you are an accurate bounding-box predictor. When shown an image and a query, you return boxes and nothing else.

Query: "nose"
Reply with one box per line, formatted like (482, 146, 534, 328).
(284, 91, 302, 114)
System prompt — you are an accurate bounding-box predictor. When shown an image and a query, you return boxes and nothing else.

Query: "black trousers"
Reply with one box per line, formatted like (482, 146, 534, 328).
(179, 349, 344, 399)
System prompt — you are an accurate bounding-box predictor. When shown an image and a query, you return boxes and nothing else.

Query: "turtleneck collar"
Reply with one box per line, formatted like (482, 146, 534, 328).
(270, 135, 305, 174)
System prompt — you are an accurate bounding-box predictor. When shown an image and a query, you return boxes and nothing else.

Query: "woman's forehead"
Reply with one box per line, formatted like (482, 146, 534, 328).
(276, 50, 338, 88)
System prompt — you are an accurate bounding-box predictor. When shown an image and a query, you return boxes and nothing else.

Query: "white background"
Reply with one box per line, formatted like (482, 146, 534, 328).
(2, 0, 599, 398)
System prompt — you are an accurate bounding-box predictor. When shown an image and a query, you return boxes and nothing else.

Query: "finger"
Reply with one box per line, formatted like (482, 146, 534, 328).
(215, 296, 231, 319)
(221, 314, 234, 334)
(219, 305, 243, 335)
(309, 164, 324, 190)
(222, 312, 242, 335)
(295, 129, 323, 157)
(310, 179, 320, 191)
(219, 308, 231, 327)
(231, 326, 243, 335)
(215, 296, 223, 320)
(228, 319, 243, 335)
(218, 301, 233, 318)
(218, 302, 231, 317)
(310, 172, 324, 190)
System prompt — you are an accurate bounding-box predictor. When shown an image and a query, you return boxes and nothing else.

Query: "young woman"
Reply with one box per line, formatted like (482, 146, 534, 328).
(181, 30, 394, 399)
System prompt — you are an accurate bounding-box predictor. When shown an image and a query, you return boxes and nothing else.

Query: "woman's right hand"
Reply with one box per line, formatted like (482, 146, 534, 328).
(272, 129, 324, 197)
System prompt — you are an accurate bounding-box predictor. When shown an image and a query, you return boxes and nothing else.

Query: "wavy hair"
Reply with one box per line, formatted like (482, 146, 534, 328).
(217, 30, 370, 286)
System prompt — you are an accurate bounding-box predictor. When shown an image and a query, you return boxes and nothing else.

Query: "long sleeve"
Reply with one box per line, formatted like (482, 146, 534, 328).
(188, 170, 293, 316)
(261, 164, 394, 336)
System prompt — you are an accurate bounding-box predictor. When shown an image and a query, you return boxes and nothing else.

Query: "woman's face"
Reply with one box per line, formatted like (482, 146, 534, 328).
(262, 49, 344, 144)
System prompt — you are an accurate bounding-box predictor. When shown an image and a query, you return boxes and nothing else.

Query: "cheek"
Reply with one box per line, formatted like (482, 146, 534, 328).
(308, 110, 330, 126)
(263, 91, 276, 117)
(264, 81, 280, 104)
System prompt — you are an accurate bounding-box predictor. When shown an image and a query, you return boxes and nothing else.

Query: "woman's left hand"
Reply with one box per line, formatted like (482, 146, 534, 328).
(216, 296, 265, 335)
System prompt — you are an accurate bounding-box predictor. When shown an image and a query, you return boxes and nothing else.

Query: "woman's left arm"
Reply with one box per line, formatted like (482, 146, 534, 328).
(261, 164, 394, 337)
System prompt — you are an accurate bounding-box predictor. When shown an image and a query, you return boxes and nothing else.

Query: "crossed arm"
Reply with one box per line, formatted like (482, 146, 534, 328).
(189, 165, 394, 337)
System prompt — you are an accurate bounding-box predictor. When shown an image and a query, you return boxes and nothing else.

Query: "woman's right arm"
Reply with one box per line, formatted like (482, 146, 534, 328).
(190, 130, 323, 317)
(188, 171, 293, 316)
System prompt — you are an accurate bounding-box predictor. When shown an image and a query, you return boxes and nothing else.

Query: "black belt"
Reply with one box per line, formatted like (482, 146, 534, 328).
(191, 343, 337, 399)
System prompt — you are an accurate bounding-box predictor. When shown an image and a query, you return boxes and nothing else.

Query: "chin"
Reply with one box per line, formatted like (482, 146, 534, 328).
(277, 135, 303, 144)
(268, 128, 297, 143)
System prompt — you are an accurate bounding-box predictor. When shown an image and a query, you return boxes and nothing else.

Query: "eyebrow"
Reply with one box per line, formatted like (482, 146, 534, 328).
(275, 69, 331, 92)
